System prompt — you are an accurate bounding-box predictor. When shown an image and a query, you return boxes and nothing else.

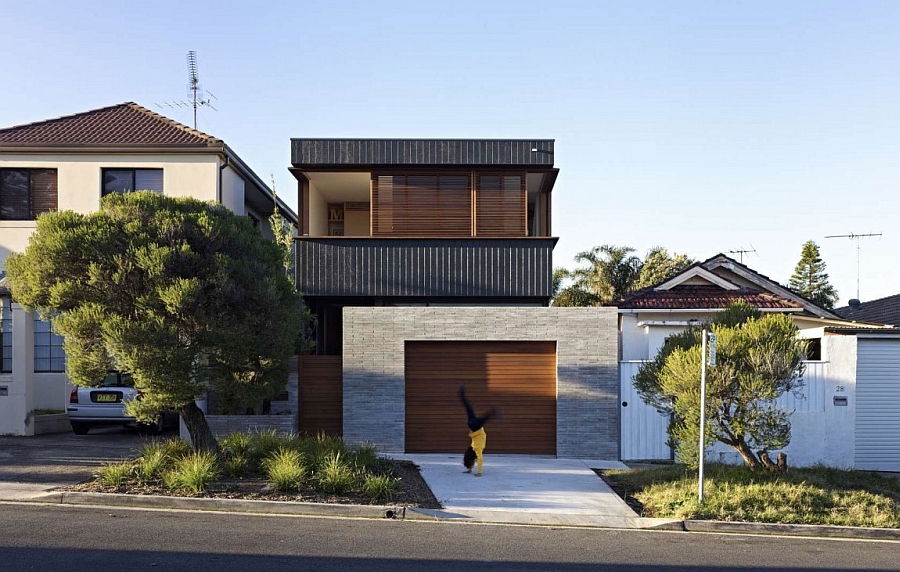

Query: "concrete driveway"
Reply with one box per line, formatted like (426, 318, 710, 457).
(395, 453, 653, 527)
(0, 427, 154, 500)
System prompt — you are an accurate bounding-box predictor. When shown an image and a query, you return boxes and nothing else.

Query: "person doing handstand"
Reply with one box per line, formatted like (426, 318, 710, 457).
(459, 385, 499, 476)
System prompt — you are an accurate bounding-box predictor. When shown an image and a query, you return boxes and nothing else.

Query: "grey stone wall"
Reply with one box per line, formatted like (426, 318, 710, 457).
(342, 307, 619, 458)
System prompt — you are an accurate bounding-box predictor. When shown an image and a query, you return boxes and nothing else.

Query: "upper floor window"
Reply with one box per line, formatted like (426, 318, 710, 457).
(102, 168, 163, 196)
(1, 298, 11, 373)
(0, 168, 58, 220)
(34, 314, 65, 373)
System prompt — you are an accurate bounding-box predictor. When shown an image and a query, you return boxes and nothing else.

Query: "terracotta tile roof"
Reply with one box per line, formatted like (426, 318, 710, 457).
(834, 293, 900, 327)
(616, 284, 804, 310)
(0, 102, 223, 149)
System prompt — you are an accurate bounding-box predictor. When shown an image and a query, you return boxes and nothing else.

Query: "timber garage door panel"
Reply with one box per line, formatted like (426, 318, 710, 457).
(405, 341, 556, 454)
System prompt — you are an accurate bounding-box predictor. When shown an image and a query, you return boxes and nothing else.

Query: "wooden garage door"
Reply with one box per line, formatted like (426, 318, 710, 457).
(405, 341, 556, 454)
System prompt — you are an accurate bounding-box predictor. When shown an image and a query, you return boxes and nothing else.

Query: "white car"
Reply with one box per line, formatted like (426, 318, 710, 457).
(67, 372, 166, 435)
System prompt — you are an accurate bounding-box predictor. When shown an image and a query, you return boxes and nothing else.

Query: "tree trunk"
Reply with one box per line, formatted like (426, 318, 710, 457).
(179, 400, 220, 455)
(733, 439, 762, 470)
(759, 451, 776, 470)
(776, 452, 788, 472)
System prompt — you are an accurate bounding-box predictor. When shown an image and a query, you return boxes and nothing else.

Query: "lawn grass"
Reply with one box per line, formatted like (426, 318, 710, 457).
(606, 463, 900, 528)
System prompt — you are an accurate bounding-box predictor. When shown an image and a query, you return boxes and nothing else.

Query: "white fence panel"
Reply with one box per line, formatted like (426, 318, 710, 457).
(776, 361, 826, 413)
(620, 361, 671, 461)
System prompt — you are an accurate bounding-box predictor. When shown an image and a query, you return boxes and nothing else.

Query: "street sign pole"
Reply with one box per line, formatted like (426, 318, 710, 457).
(698, 330, 708, 504)
(699, 331, 717, 505)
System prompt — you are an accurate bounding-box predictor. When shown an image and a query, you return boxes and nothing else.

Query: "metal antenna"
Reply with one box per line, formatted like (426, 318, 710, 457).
(155, 50, 217, 129)
(727, 246, 756, 264)
(824, 232, 882, 300)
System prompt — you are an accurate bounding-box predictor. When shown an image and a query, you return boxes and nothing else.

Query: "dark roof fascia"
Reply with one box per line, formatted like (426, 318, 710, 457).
(290, 138, 555, 169)
(824, 326, 900, 336)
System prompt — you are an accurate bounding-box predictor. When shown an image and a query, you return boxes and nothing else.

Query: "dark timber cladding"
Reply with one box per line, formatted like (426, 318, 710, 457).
(290, 139, 555, 167)
(405, 341, 557, 454)
(294, 237, 556, 298)
(298, 356, 342, 436)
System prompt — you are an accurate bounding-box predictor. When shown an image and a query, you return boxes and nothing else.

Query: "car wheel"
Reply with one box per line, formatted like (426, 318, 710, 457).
(71, 421, 91, 435)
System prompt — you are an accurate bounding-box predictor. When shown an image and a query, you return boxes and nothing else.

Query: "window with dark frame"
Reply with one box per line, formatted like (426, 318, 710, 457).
(34, 314, 65, 373)
(0, 169, 58, 220)
(1, 298, 11, 373)
(102, 168, 163, 196)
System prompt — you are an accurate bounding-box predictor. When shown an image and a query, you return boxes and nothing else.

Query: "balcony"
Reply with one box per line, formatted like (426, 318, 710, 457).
(294, 236, 556, 300)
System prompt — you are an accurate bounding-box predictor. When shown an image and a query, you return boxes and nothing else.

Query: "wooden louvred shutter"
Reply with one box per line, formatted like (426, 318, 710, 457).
(476, 173, 526, 237)
(372, 174, 472, 237)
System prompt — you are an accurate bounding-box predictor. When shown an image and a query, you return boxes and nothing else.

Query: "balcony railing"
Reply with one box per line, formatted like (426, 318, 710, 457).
(294, 237, 556, 299)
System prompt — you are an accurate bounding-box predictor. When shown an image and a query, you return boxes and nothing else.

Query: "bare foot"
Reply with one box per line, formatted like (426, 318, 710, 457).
(474, 473, 482, 477)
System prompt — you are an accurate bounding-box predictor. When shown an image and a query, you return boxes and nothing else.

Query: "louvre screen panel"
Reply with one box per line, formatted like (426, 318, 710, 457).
(476, 174, 526, 237)
(372, 174, 472, 237)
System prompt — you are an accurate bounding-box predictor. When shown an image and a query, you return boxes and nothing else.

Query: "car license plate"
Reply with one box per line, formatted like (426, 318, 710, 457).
(94, 393, 120, 403)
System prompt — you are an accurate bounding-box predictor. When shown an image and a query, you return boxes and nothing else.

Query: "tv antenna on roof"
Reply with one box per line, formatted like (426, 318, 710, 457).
(156, 50, 217, 129)
(824, 232, 882, 300)
(727, 245, 757, 264)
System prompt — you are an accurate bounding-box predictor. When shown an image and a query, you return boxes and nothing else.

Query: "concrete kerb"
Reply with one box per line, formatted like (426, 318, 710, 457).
(12, 491, 406, 520)
(9, 492, 900, 539)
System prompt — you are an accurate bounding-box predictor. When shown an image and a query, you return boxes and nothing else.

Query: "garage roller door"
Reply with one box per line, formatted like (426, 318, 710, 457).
(405, 341, 556, 454)
(855, 338, 900, 471)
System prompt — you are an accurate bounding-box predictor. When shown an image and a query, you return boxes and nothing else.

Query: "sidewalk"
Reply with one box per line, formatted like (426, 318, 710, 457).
(1, 434, 899, 540)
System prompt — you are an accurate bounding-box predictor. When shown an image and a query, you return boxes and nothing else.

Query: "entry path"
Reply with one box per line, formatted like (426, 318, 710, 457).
(396, 454, 677, 529)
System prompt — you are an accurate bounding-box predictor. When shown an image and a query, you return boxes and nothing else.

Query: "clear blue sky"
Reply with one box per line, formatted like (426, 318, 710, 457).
(2, 1, 898, 306)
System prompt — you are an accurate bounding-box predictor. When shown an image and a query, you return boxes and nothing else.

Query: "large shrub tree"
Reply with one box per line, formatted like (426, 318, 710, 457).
(634, 302, 807, 471)
(552, 245, 694, 306)
(6, 192, 303, 453)
(788, 240, 839, 309)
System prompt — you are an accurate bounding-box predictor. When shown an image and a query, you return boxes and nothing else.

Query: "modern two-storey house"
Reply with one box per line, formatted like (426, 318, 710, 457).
(290, 139, 619, 458)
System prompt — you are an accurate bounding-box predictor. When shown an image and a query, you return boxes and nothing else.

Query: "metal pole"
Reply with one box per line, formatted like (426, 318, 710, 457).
(698, 329, 708, 504)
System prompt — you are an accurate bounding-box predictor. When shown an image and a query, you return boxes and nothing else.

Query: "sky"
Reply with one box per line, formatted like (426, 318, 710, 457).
(2, 1, 898, 306)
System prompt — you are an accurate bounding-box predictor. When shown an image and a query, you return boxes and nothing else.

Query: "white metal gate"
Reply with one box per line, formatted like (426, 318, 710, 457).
(855, 338, 900, 472)
(620, 361, 671, 461)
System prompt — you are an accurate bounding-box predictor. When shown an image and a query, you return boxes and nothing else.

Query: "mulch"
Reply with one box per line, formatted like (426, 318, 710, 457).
(593, 469, 645, 516)
(64, 459, 443, 509)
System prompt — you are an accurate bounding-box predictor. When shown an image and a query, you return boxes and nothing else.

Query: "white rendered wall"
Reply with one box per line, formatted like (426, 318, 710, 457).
(220, 164, 245, 216)
(306, 180, 328, 236)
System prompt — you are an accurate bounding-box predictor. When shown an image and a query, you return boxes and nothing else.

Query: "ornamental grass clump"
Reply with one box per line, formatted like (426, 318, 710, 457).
(318, 451, 355, 494)
(263, 448, 308, 492)
(163, 451, 219, 493)
(351, 442, 385, 473)
(364, 474, 400, 502)
(302, 432, 348, 472)
(135, 438, 191, 484)
(99, 460, 134, 487)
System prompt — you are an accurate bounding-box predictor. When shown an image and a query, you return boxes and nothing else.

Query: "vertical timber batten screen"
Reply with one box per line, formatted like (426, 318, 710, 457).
(298, 355, 343, 436)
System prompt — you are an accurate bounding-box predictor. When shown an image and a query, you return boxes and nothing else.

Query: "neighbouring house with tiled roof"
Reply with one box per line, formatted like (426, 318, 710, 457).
(616, 253, 900, 472)
(0, 103, 297, 436)
(834, 293, 900, 328)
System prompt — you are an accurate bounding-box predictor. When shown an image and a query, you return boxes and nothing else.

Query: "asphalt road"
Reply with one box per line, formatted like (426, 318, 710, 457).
(2, 503, 899, 572)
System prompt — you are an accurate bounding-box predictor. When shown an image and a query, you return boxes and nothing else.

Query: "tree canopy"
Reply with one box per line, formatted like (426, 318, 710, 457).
(552, 245, 694, 306)
(6, 192, 303, 452)
(633, 302, 807, 471)
(788, 240, 839, 309)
